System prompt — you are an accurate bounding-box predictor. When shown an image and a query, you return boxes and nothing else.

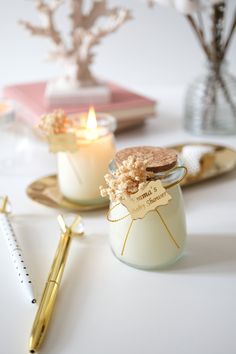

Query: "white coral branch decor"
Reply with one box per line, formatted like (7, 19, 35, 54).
(20, 0, 132, 87)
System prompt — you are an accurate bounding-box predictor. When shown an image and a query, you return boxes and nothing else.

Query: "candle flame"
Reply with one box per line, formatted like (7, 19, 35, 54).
(86, 106, 97, 130)
(85, 106, 98, 140)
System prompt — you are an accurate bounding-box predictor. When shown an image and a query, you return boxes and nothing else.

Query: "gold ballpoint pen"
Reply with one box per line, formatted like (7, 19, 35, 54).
(29, 215, 84, 353)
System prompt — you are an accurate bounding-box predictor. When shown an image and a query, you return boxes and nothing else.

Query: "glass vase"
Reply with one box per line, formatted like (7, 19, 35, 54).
(184, 62, 236, 135)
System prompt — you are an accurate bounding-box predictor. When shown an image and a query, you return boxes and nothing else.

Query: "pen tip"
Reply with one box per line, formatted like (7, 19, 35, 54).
(32, 299, 37, 304)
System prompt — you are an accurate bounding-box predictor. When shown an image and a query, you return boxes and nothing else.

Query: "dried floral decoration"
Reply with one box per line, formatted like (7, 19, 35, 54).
(39, 109, 72, 135)
(100, 154, 155, 202)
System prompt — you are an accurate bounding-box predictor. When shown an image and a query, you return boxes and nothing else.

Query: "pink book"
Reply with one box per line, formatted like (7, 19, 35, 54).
(4, 81, 156, 131)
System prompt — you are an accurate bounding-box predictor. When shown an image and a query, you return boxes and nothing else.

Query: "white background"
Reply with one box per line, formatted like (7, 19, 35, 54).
(0, 2, 236, 354)
(0, 0, 235, 91)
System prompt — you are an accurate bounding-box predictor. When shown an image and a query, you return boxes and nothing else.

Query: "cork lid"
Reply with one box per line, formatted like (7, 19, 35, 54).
(115, 146, 178, 172)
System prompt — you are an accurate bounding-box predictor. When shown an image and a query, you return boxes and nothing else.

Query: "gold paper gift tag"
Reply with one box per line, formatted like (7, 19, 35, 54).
(48, 133, 78, 153)
(122, 180, 172, 220)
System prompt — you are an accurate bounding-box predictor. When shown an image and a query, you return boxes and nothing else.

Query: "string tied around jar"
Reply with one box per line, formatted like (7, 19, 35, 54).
(106, 165, 187, 256)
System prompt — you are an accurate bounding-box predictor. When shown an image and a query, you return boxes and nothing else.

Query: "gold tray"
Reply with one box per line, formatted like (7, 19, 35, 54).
(26, 175, 109, 212)
(26, 143, 236, 212)
(169, 143, 236, 186)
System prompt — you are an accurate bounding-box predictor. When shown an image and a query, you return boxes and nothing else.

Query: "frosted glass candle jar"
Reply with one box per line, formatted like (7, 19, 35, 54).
(57, 112, 116, 205)
(108, 157, 187, 270)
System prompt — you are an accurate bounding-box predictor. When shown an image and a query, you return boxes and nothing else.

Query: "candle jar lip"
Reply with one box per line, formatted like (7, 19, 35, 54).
(69, 111, 117, 135)
(109, 158, 185, 188)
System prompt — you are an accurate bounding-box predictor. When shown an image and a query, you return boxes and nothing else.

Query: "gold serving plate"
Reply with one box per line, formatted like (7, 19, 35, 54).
(169, 143, 236, 186)
(26, 175, 109, 212)
(27, 143, 236, 212)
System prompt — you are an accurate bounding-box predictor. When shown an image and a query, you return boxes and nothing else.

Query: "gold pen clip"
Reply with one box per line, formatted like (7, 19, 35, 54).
(57, 214, 85, 236)
(0, 196, 11, 214)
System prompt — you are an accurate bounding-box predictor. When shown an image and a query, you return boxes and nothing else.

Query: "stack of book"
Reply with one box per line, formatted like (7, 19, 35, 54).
(4, 81, 157, 132)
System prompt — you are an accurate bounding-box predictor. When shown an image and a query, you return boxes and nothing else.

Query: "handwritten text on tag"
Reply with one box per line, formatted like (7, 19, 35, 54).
(122, 180, 171, 220)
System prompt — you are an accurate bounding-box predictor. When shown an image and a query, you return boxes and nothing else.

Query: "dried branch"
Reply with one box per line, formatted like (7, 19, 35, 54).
(211, 2, 225, 65)
(197, 11, 206, 44)
(186, 15, 211, 60)
(223, 8, 236, 56)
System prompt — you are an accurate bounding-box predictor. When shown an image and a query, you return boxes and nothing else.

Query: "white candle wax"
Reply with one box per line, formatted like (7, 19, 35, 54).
(57, 133, 115, 203)
(109, 185, 187, 269)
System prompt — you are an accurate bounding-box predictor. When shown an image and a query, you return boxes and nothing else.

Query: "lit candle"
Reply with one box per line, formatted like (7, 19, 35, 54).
(57, 107, 116, 205)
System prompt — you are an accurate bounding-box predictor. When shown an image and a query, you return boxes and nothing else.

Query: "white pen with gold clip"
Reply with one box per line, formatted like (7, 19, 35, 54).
(0, 196, 37, 304)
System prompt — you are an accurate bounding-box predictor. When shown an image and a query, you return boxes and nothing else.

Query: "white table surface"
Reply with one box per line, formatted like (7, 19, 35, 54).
(0, 87, 236, 354)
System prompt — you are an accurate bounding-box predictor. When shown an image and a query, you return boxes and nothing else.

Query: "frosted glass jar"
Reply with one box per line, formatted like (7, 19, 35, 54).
(57, 112, 116, 205)
(108, 164, 187, 269)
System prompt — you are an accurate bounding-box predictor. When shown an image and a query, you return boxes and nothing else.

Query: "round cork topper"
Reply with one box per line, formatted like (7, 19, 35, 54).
(115, 146, 178, 172)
